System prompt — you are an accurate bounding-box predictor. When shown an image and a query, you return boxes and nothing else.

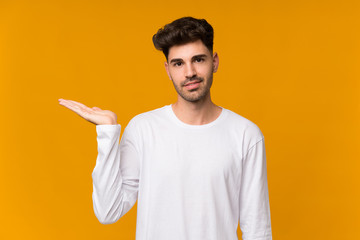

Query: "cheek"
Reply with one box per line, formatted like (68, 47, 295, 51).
(169, 69, 183, 82)
(199, 65, 213, 77)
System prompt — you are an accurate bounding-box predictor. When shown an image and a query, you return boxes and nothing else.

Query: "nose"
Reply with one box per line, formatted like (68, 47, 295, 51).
(185, 63, 196, 78)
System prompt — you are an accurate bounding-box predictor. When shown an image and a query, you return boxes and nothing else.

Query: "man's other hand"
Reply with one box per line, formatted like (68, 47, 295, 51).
(58, 99, 118, 125)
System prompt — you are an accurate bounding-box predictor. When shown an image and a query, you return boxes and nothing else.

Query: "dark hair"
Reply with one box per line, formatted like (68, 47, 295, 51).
(152, 16, 214, 60)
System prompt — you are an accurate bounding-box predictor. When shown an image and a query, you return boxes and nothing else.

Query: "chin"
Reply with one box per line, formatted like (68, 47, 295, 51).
(182, 91, 209, 102)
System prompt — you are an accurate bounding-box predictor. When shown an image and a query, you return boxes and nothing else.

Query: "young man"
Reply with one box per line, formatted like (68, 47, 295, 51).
(59, 17, 272, 240)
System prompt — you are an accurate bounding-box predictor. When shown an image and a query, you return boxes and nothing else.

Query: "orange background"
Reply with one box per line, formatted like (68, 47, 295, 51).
(1, 0, 359, 239)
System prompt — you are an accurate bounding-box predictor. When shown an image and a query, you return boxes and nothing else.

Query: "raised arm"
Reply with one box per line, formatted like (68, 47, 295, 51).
(92, 122, 140, 224)
(58, 98, 140, 224)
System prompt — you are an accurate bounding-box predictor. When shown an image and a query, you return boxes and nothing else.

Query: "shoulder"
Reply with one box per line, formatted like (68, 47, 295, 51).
(126, 105, 168, 129)
(223, 107, 264, 145)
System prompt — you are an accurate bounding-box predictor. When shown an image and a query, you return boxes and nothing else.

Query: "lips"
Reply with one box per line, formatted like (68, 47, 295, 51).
(184, 81, 201, 90)
(184, 80, 202, 86)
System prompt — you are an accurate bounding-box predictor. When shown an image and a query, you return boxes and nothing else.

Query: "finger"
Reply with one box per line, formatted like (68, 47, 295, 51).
(92, 107, 102, 111)
(66, 100, 91, 109)
(59, 100, 91, 116)
(63, 100, 94, 113)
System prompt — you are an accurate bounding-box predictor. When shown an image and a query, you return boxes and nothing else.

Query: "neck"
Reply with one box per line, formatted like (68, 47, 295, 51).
(171, 92, 222, 125)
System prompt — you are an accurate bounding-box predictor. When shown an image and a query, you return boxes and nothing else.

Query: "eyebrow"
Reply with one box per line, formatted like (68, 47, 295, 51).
(169, 54, 208, 64)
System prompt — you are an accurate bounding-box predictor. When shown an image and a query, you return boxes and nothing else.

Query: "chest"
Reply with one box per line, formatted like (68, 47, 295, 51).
(143, 129, 242, 187)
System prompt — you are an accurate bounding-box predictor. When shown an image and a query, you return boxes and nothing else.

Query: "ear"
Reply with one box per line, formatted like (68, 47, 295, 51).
(164, 61, 172, 80)
(212, 52, 219, 73)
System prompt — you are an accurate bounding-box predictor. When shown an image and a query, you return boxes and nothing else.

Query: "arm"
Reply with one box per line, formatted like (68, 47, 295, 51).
(239, 138, 272, 240)
(58, 99, 139, 224)
(92, 122, 140, 224)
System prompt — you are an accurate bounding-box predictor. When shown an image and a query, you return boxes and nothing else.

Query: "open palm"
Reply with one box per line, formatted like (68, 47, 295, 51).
(58, 99, 117, 125)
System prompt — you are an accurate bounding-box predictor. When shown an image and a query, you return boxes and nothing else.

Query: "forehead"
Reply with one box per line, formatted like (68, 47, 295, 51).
(168, 39, 211, 61)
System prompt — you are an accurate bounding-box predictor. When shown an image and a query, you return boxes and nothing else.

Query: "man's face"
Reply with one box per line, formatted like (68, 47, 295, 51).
(165, 39, 219, 102)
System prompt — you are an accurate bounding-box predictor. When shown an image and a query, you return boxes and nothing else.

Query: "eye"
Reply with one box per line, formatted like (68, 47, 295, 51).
(173, 62, 182, 67)
(194, 58, 204, 63)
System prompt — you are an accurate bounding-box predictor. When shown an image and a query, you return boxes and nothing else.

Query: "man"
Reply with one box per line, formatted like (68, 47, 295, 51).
(59, 16, 272, 240)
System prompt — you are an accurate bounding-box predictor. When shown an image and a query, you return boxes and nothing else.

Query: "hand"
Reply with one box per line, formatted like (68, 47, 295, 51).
(58, 99, 118, 125)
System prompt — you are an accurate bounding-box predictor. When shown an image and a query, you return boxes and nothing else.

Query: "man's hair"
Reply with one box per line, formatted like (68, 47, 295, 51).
(152, 16, 214, 61)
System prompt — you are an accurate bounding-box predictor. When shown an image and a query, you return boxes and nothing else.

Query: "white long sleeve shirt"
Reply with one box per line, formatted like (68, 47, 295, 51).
(92, 104, 272, 240)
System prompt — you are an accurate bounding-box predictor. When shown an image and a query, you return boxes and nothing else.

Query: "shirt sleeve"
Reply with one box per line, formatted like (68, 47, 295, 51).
(239, 137, 272, 240)
(91, 123, 140, 224)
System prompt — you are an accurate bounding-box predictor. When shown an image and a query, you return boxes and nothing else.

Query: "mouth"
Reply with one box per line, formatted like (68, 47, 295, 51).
(184, 79, 202, 86)
(184, 80, 202, 90)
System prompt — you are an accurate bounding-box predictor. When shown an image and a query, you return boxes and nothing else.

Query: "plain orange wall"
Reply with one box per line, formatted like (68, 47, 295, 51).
(1, 0, 359, 239)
